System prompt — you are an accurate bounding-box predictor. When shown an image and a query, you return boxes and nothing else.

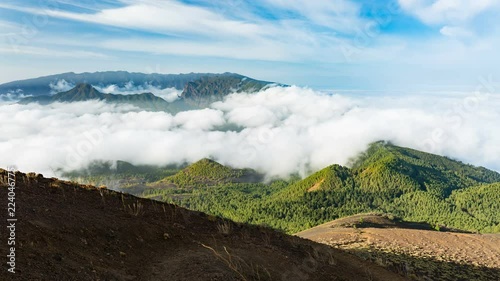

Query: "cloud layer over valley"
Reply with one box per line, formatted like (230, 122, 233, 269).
(47, 79, 182, 102)
(1, 85, 498, 179)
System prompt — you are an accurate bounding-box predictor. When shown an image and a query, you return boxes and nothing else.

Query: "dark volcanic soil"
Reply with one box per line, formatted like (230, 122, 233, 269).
(0, 170, 405, 281)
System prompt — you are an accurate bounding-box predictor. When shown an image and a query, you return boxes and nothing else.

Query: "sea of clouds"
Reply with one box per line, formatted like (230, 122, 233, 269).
(0, 85, 498, 179)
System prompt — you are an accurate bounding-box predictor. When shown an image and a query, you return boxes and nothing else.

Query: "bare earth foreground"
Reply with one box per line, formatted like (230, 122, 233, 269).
(297, 214, 500, 281)
(0, 169, 407, 281)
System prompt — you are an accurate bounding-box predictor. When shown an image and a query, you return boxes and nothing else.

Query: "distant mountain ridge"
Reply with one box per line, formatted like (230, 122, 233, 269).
(0, 71, 277, 98)
(19, 83, 175, 111)
(16, 73, 279, 112)
(0, 71, 211, 96)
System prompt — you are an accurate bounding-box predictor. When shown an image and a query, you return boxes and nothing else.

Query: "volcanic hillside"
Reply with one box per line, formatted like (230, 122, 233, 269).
(0, 169, 404, 281)
(297, 213, 500, 281)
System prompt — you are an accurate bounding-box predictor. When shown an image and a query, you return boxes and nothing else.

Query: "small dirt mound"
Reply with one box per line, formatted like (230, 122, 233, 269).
(297, 213, 500, 280)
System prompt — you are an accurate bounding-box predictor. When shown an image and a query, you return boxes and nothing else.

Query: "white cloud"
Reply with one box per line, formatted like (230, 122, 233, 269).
(0, 1, 357, 63)
(0, 1, 271, 40)
(1, 0, 498, 83)
(260, 0, 366, 34)
(398, 0, 499, 25)
(94, 82, 181, 102)
(0, 20, 21, 35)
(1, 80, 181, 102)
(50, 79, 74, 94)
(0, 86, 498, 180)
(439, 25, 473, 38)
(98, 38, 296, 61)
(0, 45, 110, 59)
(0, 90, 31, 102)
(173, 109, 225, 130)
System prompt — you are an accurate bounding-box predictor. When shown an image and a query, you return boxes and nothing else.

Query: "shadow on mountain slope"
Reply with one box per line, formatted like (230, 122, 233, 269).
(350, 248, 500, 281)
(0, 169, 404, 281)
(297, 214, 500, 281)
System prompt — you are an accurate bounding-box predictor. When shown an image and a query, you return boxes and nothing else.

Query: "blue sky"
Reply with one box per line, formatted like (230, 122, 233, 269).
(0, 0, 499, 90)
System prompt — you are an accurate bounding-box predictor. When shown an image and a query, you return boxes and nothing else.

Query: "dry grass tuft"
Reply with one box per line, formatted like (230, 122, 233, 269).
(127, 201, 144, 216)
(201, 244, 271, 281)
(217, 220, 233, 235)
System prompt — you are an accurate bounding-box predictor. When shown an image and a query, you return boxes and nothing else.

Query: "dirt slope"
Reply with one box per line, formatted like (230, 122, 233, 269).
(0, 170, 405, 281)
(297, 214, 500, 281)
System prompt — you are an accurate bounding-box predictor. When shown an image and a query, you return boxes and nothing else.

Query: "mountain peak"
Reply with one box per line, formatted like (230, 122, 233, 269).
(70, 82, 101, 95)
(277, 141, 500, 201)
(74, 82, 94, 90)
(192, 158, 224, 167)
(57, 83, 103, 101)
(350, 141, 500, 196)
(154, 158, 262, 188)
(180, 74, 274, 107)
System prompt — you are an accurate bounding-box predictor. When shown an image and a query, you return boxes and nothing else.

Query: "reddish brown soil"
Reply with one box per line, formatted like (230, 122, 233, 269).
(0, 170, 405, 281)
(307, 179, 325, 192)
(297, 214, 500, 281)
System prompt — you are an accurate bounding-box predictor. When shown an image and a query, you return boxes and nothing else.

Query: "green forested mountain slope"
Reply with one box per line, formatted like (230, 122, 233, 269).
(147, 158, 263, 189)
(387, 182, 500, 233)
(178, 143, 500, 233)
(69, 142, 500, 234)
(350, 141, 500, 197)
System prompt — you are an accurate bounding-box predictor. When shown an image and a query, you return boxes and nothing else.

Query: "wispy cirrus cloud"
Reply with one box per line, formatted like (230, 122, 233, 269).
(0, 45, 110, 58)
(397, 0, 500, 43)
(0, 1, 273, 39)
(259, 0, 366, 34)
(0, 0, 499, 89)
(398, 0, 499, 25)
